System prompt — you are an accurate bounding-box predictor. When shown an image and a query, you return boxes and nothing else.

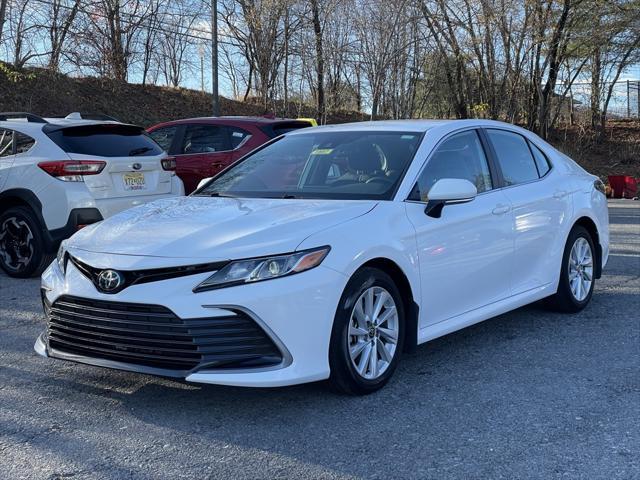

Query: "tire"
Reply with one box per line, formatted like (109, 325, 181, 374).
(0, 206, 54, 278)
(548, 225, 596, 313)
(328, 267, 405, 395)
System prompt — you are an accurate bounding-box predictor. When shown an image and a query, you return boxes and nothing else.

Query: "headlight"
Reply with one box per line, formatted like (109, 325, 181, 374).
(194, 246, 330, 292)
(57, 242, 67, 274)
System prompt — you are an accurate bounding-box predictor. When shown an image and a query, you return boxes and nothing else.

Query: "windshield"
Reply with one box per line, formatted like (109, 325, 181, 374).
(195, 130, 423, 200)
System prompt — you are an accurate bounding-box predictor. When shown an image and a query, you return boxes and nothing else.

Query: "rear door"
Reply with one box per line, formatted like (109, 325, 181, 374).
(174, 123, 233, 193)
(45, 123, 172, 199)
(0, 129, 15, 190)
(484, 128, 571, 294)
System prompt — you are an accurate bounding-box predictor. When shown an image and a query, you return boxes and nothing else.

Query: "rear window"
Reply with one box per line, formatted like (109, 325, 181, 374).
(486, 129, 539, 186)
(529, 142, 551, 177)
(16, 132, 35, 154)
(46, 124, 163, 157)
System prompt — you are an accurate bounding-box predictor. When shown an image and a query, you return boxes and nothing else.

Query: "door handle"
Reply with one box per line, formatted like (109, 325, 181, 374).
(492, 204, 511, 215)
(211, 161, 225, 169)
(554, 190, 568, 199)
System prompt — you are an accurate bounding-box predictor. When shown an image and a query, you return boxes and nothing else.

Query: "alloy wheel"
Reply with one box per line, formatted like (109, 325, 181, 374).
(0, 216, 35, 273)
(568, 237, 593, 302)
(347, 286, 399, 380)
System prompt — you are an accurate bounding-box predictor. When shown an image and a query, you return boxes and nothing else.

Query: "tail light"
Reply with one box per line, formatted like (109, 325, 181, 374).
(38, 160, 106, 181)
(161, 156, 177, 171)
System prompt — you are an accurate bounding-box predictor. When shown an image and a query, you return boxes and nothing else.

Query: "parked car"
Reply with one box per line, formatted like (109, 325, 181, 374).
(0, 112, 184, 278)
(147, 116, 314, 193)
(36, 119, 609, 394)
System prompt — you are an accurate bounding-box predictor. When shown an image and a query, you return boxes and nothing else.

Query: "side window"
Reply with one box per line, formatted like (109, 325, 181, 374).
(15, 132, 35, 154)
(486, 129, 539, 185)
(149, 126, 177, 152)
(529, 141, 551, 177)
(181, 124, 230, 154)
(410, 130, 492, 202)
(0, 129, 14, 157)
(228, 127, 251, 149)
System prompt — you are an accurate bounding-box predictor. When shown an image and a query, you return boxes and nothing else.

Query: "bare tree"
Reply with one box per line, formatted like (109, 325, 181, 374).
(47, 0, 81, 71)
(157, 0, 202, 87)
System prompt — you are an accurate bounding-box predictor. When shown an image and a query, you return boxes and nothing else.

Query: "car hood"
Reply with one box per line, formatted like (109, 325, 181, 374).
(68, 196, 377, 260)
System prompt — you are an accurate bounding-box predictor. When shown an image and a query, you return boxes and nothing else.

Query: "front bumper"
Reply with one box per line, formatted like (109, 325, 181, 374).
(36, 254, 347, 387)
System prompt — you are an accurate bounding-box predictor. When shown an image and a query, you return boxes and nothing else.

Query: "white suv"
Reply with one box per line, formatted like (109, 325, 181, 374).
(0, 112, 184, 278)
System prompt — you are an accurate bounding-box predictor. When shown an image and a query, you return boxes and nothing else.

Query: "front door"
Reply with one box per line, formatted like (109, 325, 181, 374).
(175, 124, 233, 193)
(404, 129, 514, 326)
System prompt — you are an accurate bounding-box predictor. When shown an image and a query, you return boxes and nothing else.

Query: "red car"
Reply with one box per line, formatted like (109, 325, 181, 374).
(147, 116, 313, 193)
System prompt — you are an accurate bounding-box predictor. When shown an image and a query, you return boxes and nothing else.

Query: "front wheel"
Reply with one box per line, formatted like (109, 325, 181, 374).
(0, 206, 54, 278)
(548, 226, 596, 313)
(328, 267, 405, 395)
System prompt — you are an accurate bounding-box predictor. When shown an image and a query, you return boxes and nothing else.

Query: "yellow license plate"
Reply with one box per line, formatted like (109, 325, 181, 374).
(123, 172, 146, 190)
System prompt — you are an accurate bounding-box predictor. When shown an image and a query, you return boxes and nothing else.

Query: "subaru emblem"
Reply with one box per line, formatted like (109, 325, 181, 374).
(97, 270, 124, 292)
(132, 163, 142, 170)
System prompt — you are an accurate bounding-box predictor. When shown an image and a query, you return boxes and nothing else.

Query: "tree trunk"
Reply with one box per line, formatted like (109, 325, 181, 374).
(537, 0, 572, 139)
(0, 0, 8, 45)
(590, 49, 601, 129)
(310, 0, 325, 123)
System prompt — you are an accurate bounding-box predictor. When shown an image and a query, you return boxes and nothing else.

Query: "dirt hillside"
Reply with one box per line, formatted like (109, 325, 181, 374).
(1, 65, 638, 180)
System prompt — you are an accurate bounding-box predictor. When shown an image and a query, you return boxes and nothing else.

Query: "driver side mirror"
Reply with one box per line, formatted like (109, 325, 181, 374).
(424, 178, 477, 218)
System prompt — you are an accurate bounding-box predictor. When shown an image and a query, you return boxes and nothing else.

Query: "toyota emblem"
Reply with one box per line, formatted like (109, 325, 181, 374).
(97, 270, 124, 292)
(132, 163, 142, 170)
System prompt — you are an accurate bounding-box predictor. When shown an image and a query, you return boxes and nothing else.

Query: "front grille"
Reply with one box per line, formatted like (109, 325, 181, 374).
(69, 255, 228, 294)
(46, 295, 283, 374)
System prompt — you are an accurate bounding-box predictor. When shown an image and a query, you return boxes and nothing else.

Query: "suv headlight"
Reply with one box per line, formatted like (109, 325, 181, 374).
(194, 246, 330, 292)
(57, 242, 67, 274)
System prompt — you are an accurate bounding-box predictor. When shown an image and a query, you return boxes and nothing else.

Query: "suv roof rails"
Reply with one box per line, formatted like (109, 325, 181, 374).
(0, 112, 48, 123)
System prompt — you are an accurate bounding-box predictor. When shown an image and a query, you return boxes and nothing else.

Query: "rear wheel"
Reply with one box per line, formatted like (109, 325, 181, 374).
(0, 206, 53, 278)
(329, 267, 405, 395)
(548, 226, 596, 313)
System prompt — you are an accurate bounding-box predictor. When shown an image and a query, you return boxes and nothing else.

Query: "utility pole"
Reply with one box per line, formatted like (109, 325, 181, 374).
(211, 0, 220, 116)
(627, 80, 631, 118)
(199, 46, 205, 93)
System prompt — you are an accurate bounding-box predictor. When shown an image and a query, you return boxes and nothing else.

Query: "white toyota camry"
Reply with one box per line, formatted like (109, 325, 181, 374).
(35, 120, 609, 394)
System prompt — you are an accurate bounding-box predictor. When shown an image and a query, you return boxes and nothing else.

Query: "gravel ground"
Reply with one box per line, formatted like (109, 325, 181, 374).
(1, 199, 638, 480)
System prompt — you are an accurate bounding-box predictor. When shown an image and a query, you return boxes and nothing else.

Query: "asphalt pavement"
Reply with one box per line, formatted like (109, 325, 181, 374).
(0, 199, 638, 480)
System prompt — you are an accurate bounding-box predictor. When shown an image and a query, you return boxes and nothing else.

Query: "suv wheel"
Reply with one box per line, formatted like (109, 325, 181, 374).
(329, 267, 405, 395)
(0, 206, 53, 278)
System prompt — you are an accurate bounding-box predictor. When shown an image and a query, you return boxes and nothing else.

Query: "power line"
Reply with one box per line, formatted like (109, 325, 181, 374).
(29, 0, 238, 47)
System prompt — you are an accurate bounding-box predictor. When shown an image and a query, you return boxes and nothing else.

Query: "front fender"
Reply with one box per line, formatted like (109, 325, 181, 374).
(296, 202, 420, 307)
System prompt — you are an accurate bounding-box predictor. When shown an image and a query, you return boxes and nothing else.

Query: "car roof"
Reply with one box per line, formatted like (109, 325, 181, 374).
(149, 116, 310, 128)
(286, 118, 535, 135)
(288, 119, 448, 134)
(43, 117, 122, 126)
(0, 118, 136, 135)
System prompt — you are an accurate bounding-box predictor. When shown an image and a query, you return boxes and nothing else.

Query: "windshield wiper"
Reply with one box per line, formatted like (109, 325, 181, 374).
(129, 147, 153, 156)
(205, 192, 237, 198)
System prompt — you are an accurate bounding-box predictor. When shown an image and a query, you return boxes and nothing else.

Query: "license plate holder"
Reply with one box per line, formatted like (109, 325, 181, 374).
(123, 172, 146, 191)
